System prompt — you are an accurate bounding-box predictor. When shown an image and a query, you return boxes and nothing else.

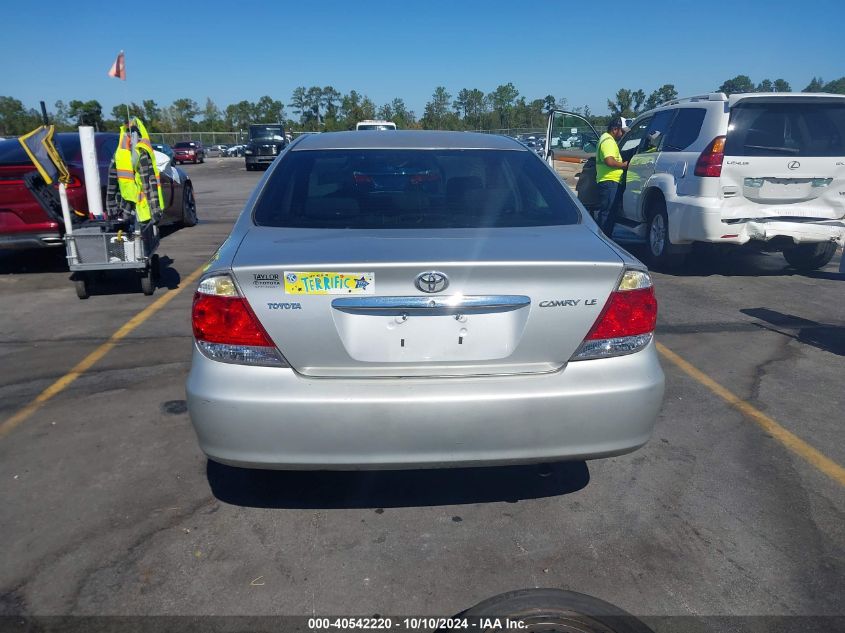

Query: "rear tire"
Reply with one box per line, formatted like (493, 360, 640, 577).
(74, 274, 89, 300)
(180, 183, 198, 227)
(783, 242, 837, 271)
(140, 268, 155, 295)
(646, 199, 686, 271)
(457, 588, 654, 633)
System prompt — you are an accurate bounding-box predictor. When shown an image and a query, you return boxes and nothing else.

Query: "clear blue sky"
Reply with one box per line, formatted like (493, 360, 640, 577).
(2, 0, 842, 119)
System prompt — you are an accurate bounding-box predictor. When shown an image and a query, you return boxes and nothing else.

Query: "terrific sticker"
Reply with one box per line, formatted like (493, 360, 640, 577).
(284, 272, 374, 295)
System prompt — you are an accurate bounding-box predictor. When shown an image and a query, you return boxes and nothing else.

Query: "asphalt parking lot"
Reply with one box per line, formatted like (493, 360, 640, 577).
(1, 158, 843, 625)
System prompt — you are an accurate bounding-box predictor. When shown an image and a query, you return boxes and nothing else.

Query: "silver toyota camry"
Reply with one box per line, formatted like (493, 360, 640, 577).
(186, 131, 665, 469)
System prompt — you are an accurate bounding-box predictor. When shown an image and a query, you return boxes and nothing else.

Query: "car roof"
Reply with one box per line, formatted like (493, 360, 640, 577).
(292, 130, 526, 151)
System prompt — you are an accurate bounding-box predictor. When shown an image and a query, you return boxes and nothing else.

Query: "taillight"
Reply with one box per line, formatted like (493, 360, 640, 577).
(53, 176, 82, 189)
(192, 274, 287, 367)
(694, 136, 726, 177)
(571, 269, 657, 361)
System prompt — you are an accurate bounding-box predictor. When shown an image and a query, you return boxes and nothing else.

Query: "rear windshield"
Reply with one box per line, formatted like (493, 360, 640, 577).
(250, 126, 285, 140)
(0, 134, 115, 165)
(725, 99, 845, 157)
(174, 142, 197, 148)
(252, 149, 581, 229)
(357, 125, 395, 131)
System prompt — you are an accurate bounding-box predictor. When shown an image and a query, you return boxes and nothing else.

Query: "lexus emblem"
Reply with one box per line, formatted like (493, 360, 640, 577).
(415, 271, 449, 294)
(788, 161, 800, 170)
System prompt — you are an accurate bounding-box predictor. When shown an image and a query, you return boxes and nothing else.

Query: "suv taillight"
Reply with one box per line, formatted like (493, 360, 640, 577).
(53, 176, 82, 190)
(571, 269, 657, 361)
(192, 274, 287, 367)
(694, 136, 726, 177)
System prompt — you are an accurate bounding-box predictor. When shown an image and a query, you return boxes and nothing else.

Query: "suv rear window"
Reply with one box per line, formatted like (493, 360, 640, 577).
(253, 149, 580, 229)
(174, 142, 196, 148)
(0, 134, 115, 165)
(725, 99, 845, 157)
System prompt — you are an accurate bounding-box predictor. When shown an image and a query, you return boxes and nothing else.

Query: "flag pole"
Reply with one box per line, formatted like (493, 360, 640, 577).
(122, 51, 130, 124)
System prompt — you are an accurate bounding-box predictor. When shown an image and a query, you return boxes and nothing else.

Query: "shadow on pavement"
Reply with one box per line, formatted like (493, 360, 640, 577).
(0, 248, 67, 274)
(207, 460, 590, 509)
(741, 307, 845, 356)
(624, 242, 843, 279)
(155, 255, 181, 290)
(63, 255, 182, 296)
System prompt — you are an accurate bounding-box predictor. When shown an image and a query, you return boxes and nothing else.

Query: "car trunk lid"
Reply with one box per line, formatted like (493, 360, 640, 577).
(231, 225, 624, 377)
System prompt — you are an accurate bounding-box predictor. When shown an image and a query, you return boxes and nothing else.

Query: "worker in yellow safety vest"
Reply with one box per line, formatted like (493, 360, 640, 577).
(114, 117, 164, 223)
(595, 117, 629, 236)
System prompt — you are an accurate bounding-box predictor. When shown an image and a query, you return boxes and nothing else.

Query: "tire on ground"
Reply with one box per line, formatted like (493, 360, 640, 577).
(782, 242, 837, 271)
(180, 183, 198, 227)
(645, 195, 686, 271)
(456, 588, 655, 633)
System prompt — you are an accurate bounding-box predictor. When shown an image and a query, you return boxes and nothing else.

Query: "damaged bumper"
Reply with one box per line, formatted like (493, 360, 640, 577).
(741, 220, 845, 246)
(669, 201, 845, 246)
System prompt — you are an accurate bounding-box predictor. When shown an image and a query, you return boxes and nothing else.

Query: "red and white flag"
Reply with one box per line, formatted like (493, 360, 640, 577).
(107, 51, 126, 80)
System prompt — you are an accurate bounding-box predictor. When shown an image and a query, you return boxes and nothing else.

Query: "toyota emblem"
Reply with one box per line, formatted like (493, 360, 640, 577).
(415, 271, 449, 293)
(788, 161, 800, 170)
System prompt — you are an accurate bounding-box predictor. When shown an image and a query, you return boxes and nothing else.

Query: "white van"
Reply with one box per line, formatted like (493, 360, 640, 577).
(547, 93, 845, 270)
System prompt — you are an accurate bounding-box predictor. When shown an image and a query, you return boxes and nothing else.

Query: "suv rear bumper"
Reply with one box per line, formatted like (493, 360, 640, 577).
(0, 231, 64, 249)
(186, 342, 665, 470)
(668, 199, 845, 246)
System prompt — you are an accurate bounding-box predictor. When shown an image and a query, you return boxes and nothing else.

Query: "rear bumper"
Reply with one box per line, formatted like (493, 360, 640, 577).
(0, 231, 64, 249)
(668, 198, 845, 246)
(186, 342, 665, 470)
(174, 154, 197, 162)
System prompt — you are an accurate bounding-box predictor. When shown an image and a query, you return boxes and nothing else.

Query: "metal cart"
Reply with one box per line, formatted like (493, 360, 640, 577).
(65, 220, 160, 299)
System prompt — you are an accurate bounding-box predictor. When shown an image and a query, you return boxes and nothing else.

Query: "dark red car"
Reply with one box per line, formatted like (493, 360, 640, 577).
(0, 133, 197, 251)
(173, 140, 205, 164)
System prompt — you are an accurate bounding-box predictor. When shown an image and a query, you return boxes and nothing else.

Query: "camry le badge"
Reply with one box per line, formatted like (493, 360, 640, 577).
(415, 271, 449, 293)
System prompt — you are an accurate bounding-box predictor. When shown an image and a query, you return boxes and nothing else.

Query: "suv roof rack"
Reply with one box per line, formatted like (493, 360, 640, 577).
(660, 92, 728, 107)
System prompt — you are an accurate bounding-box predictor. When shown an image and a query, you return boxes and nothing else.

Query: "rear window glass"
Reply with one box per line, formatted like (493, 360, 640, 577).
(725, 100, 845, 157)
(662, 108, 706, 152)
(0, 134, 116, 165)
(253, 149, 580, 229)
(250, 126, 285, 140)
(174, 142, 196, 148)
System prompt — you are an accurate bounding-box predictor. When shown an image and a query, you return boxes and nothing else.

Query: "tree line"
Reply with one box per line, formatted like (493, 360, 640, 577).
(2, 74, 844, 137)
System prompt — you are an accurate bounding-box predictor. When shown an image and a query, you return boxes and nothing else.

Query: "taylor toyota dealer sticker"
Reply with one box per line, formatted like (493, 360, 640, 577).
(284, 272, 375, 295)
(252, 273, 281, 287)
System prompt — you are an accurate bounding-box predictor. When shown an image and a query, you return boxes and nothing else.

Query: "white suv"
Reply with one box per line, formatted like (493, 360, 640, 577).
(546, 93, 845, 270)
